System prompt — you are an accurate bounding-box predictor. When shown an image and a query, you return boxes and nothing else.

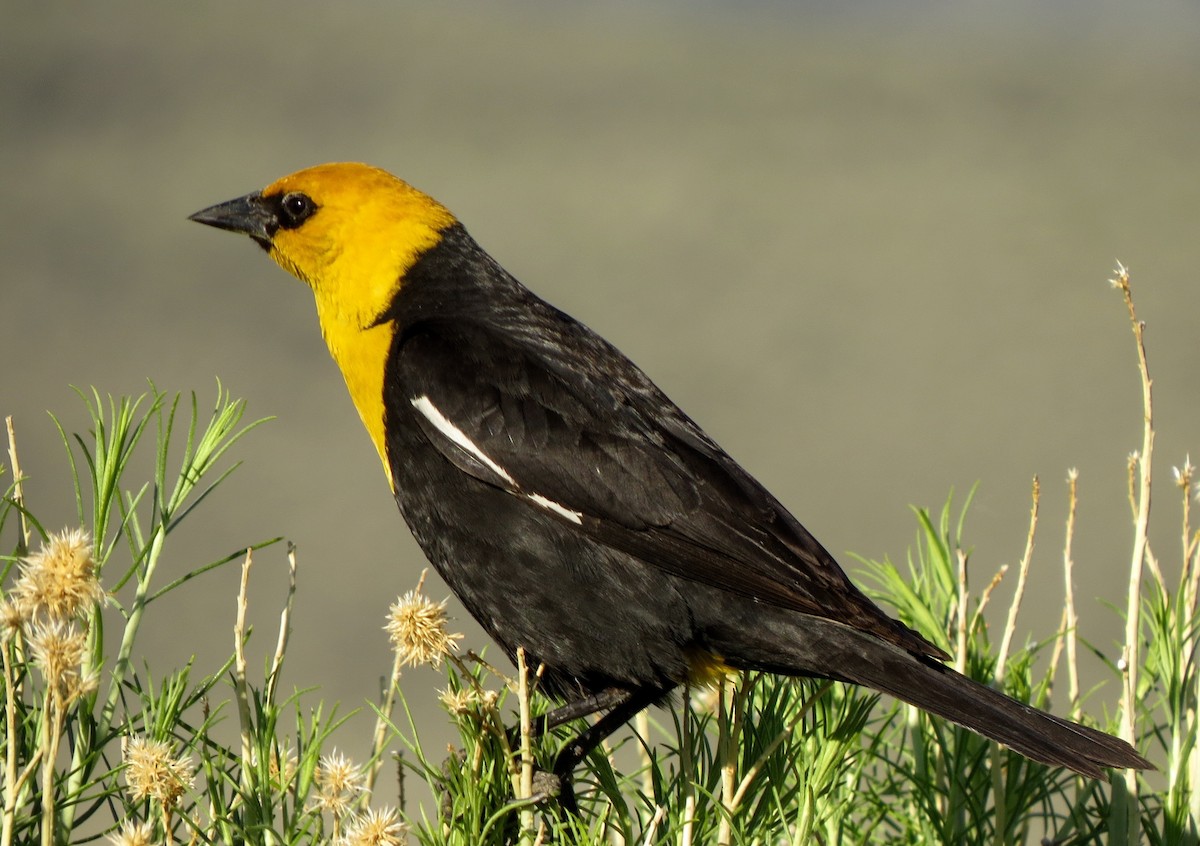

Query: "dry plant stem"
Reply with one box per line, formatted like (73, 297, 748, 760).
(1176, 467, 1200, 831)
(2, 648, 42, 846)
(2, 634, 46, 846)
(1187, 538, 1200, 623)
(969, 566, 1007, 639)
(5, 417, 29, 549)
(635, 709, 653, 798)
(445, 653, 490, 704)
(1126, 452, 1139, 523)
(232, 551, 255, 798)
(1, 643, 19, 846)
(996, 476, 1039, 683)
(1046, 607, 1068, 703)
(465, 650, 512, 688)
(516, 648, 534, 846)
(716, 676, 736, 846)
(265, 543, 297, 706)
(231, 548, 281, 846)
(1114, 263, 1151, 825)
(986, 482, 1040, 846)
(680, 681, 695, 846)
(640, 805, 668, 846)
(363, 649, 404, 809)
(39, 691, 64, 846)
(954, 548, 969, 673)
(1063, 471, 1081, 712)
(1144, 541, 1166, 590)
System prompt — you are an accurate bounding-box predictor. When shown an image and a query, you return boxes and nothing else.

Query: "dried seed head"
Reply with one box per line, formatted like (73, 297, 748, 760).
(27, 618, 93, 702)
(1174, 456, 1195, 490)
(0, 597, 29, 642)
(64, 665, 101, 704)
(311, 749, 365, 817)
(384, 589, 462, 669)
(17, 527, 104, 620)
(106, 820, 156, 846)
(338, 806, 407, 846)
(438, 684, 497, 718)
(438, 686, 478, 717)
(123, 736, 194, 809)
(1109, 261, 1130, 290)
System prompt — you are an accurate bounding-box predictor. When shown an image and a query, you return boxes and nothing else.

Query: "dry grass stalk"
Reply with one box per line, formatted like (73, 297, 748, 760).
(1112, 262, 1152, 837)
(515, 647, 535, 845)
(231, 547, 257, 836)
(265, 542, 297, 706)
(995, 476, 1039, 683)
(1062, 469, 1081, 713)
(4, 416, 29, 549)
(969, 565, 1008, 642)
(954, 547, 970, 674)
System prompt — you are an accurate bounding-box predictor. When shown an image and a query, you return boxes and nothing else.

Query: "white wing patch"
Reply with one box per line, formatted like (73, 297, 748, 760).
(410, 395, 584, 525)
(411, 395, 516, 485)
(528, 493, 584, 525)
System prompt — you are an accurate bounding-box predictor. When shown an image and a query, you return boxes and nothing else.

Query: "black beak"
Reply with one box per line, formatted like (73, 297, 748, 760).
(189, 191, 278, 249)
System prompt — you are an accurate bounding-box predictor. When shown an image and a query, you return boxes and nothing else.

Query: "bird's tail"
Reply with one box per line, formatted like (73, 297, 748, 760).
(732, 614, 1152, 777)
(852, 647, 1149, 777)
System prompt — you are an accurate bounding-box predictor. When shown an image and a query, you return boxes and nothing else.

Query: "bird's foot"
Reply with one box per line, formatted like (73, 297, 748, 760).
(531, 765, 582, 817)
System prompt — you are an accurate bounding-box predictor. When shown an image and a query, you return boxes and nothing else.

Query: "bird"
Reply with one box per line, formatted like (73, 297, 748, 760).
(190, 162, 1151, 806)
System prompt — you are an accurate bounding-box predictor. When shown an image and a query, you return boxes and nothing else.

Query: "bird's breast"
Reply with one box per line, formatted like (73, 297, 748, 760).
(315, 301, 398, 488)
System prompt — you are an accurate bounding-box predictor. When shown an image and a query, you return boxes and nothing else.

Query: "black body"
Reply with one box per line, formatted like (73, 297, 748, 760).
(374, 223, 1149, 781)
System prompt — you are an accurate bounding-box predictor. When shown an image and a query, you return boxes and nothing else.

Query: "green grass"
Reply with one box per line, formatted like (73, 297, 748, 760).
(0, 267, 1193, 845)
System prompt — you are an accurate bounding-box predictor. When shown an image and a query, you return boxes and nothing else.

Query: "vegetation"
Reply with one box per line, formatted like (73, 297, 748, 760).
(1, 266, 1192, 844)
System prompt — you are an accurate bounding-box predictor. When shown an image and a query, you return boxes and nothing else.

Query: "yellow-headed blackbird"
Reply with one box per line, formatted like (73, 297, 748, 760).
(191, 163, 1151, 802)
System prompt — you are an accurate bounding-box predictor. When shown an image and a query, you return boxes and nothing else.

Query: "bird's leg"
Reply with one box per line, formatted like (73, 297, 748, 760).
(505, 687, 631, 759)
(549, 687, 667, 814)
(509, 688, 634, 810)
(537, 687, 633, 735)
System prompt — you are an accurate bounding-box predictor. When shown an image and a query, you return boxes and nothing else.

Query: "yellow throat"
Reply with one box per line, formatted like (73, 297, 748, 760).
(259, 163, 456, 487)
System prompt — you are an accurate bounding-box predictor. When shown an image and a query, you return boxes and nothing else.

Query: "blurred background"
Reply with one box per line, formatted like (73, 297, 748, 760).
(3, 0, 1198, 814)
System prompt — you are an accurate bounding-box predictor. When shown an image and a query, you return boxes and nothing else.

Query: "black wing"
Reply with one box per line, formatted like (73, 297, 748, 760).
(394, 314, 946, 661)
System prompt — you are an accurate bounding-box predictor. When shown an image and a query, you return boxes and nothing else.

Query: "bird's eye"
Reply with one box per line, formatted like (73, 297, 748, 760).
(278, 192, 317, 228)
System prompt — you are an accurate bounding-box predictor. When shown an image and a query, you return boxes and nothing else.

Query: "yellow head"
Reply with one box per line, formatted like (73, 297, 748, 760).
(190, 162, 457, 485)
(192, 162, 456, 323)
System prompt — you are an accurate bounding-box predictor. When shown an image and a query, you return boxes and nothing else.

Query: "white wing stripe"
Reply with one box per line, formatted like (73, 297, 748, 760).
(410, 394, 587, 526)
(410, 395, 517, 486)
(528, 493, 584, 525)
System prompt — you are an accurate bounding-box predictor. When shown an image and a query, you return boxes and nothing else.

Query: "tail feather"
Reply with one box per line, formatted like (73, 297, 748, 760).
(734, 613, 1153, 777)
(860, 651, 1150, 777)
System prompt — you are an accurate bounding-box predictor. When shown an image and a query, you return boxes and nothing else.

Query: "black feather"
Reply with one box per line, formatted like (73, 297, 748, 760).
(378, 222, 1151, 776)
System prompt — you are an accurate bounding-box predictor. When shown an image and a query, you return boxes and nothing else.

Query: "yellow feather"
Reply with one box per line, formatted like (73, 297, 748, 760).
(685, 647, 739, 689)
(259, 163, 456, 487)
